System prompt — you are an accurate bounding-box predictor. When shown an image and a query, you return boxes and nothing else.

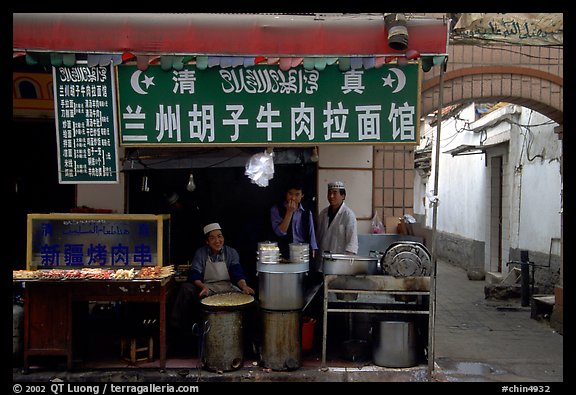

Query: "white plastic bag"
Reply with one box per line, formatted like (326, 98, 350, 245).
(244, 150, 275, 187)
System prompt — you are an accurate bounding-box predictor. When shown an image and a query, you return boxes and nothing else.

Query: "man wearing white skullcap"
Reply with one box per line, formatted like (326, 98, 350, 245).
(202, 222, 221, 235)
(170, 222, 255, 333)
(316, 181, 359, 269)
(190, 223, 254, 298)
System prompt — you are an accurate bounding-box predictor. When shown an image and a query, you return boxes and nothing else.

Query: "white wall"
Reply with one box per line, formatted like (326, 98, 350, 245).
(512, 110, 562, 254)
(436, 145, 487, 241)
(518, 163, 562, 253)
(419, 104, 488, 241)
(76, 147, 126, 213)
(317, 145, 373, 234)
(76, 174, 125, 213)
(418, 103, 562, 273)
(413, 118, 432, 220)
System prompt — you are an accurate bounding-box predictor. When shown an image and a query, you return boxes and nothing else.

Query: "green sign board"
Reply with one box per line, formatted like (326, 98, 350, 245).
(117, 63, 420, 146)
(53, 64, 119, 183)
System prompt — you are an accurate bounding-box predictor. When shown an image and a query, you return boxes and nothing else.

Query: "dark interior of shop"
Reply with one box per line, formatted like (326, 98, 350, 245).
(10, 119, 76, 267)
(11, 115, 322, 364)
(125, 157, 319, 286)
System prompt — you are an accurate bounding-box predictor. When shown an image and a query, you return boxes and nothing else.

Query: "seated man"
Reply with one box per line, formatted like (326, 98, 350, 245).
(189, 222, 255, 298)
(170, 223, 254, 334)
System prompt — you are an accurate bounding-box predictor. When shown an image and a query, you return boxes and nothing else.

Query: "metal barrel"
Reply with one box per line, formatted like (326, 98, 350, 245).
(201, 309, 244, 372)
(260, 309, 301, 371)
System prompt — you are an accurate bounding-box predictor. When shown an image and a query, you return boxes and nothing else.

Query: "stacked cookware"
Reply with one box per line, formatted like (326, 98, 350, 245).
(257, 241, 309, 370)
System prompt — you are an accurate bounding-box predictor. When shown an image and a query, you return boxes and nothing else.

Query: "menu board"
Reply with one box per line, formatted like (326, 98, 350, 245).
(53, 64, 119, 183)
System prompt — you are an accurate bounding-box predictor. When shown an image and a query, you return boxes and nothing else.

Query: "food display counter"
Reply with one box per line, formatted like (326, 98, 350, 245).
(16, 275, 175, 372)
(17, 213, 173, 372)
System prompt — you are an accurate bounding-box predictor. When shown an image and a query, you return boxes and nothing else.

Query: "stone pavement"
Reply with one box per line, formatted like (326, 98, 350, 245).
(12, 260, 563, 383)
(433, 260, 563, 382)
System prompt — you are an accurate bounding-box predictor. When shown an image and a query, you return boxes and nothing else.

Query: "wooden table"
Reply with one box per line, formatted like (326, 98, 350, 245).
(21, 277, 174, 372)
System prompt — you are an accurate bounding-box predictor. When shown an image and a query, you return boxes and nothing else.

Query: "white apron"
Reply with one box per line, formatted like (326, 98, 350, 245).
(204, 254, 239, 295)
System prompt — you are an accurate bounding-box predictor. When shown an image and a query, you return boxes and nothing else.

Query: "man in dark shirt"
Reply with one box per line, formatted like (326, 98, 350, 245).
(270, 182, 318, 262)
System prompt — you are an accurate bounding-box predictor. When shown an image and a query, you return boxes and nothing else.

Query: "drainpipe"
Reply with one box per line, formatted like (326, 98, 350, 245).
(428, 55, 447, 379)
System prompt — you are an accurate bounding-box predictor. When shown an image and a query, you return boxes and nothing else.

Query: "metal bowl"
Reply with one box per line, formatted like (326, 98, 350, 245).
(322, 253, 380, 275)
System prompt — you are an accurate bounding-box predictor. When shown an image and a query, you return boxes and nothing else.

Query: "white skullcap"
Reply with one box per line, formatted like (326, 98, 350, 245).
(327, 181, 345, 189)
(203, 223, 222, 235)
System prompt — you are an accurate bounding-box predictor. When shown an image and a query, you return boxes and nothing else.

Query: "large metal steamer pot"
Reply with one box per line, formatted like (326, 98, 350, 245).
(257, 262, 308, 311)
(260, 309, 301, 370)
(322, 252, 380, 275)
(200, 296, 254, 372)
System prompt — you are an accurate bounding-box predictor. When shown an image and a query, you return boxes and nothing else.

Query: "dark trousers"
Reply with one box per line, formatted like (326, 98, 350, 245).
(170, 282, 201, 333)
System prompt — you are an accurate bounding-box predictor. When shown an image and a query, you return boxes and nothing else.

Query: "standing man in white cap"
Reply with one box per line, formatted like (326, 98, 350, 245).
(317, 181, 359, 268)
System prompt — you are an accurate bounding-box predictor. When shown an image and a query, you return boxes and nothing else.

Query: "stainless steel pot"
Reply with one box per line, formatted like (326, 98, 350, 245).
(372, 320, 417, 368)
(257, 262, 308, 310)
(322, 253, 380, 275)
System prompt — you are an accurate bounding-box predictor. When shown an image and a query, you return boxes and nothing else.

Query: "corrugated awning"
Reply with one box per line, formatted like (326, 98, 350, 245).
(444, 134, 510, 156)
(13, 13, 450, 56)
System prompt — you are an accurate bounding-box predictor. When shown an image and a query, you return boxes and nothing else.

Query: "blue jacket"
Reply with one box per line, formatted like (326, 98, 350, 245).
(188, 245, 246, 284)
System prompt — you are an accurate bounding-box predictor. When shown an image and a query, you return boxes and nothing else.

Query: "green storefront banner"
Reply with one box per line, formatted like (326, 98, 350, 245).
(117, 63, 420, 146)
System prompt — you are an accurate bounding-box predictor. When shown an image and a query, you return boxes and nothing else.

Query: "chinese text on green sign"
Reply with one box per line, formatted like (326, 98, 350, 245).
(53, 64, 119, 183)
(117, 64, 420, 146)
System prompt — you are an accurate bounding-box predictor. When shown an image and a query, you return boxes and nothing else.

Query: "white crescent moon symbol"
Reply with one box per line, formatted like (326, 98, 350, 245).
(390, 67, 406, 93)
(130, 70, 147, 95)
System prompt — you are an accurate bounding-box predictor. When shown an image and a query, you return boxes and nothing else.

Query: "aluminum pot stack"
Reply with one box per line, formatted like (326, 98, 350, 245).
(257, 242, 308, 310)
(257, 241, 281, 264)
(257, 242, 309, 371)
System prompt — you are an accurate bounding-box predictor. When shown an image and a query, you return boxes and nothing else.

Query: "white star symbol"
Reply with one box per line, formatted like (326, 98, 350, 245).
(142, 74, 155, 89)
(382, 73, 395, 88)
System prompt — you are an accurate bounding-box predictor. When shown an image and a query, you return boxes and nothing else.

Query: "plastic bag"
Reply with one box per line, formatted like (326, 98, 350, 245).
(371, 211, 384, 234)
(244, 150, 275, 187)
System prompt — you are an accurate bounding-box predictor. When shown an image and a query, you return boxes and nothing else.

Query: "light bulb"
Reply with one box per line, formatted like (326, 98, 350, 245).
(186, 173, 196, 192)
(310, 147, 319, 163)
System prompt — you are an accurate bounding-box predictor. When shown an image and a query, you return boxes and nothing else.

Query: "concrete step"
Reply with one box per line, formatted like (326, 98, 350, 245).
(485, 271, 503, 285)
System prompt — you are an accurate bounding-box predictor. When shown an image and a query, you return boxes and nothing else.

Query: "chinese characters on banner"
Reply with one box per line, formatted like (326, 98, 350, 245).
(27, 215, 169, 269)
(53, 64, 119, 183)
(117, 63, 420, 145)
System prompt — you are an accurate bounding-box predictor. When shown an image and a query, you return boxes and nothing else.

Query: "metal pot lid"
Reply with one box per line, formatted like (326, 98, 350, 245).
(382, 242, 431, 276)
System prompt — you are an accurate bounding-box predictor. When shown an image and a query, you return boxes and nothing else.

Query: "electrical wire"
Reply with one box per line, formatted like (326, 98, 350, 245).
(518, 110, 544, 162)
(455, 41, 563, 56)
